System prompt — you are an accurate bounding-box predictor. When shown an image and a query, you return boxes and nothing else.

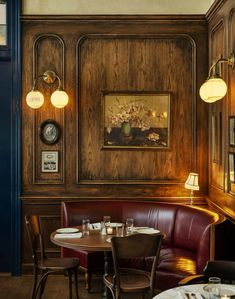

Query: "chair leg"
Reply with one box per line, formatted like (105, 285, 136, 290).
(31, 268, 38, 299)
(39, 270, 48, 298)
(34, 271, 50, 299)
(85, 271, 91, 292)
(74, 268, 79, 299)
(68, 271, 73, 299)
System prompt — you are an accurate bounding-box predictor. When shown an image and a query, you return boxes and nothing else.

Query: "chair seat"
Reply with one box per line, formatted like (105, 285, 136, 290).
(104, 269, 151, 293)
(40, 257, 80, 271)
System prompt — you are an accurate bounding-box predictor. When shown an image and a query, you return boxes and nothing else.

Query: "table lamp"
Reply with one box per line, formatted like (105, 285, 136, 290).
(184, 173, 199, 205)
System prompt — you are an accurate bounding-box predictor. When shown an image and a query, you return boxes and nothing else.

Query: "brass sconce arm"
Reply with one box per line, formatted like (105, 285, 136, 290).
(207, 53, 235, 79)
(199, 52, 235, 103)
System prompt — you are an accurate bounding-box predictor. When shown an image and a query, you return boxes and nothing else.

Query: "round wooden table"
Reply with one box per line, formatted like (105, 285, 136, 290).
(51, 227, 113, 252)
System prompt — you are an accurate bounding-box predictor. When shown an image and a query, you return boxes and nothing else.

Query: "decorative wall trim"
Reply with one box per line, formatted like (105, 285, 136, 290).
(31, 34, 65, 185)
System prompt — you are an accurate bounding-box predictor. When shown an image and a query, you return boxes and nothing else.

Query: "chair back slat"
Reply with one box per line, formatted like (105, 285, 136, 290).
(112, 233, 162, 259)
(25, 215, 46, 265)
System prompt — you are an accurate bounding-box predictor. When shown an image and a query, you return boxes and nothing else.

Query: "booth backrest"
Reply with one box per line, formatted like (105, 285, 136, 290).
(62, 200, 220, 266)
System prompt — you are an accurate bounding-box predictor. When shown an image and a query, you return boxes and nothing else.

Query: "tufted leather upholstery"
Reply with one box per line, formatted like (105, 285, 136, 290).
(61, 200, 222, 291)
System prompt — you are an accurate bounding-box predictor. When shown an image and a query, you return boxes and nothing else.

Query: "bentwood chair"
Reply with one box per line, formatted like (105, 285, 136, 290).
(25, 215, 80, 299)
(104, 233, 163, 299)
(178, 260, 235, 285)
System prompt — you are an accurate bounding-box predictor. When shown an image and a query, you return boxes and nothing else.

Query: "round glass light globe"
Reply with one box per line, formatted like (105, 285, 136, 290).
(199, 78, 227, 103)
(26, 90, 44, 109)
(50, 90, 69, 108)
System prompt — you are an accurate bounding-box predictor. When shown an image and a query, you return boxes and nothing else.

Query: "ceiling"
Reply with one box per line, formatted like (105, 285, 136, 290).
(22, 0, 216, 15)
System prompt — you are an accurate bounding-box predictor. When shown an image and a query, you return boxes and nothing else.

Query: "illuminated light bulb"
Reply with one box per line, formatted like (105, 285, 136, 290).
(199, 78, 227, 103)
(26, 90, 44, 109)
(50, 90, 69, 108)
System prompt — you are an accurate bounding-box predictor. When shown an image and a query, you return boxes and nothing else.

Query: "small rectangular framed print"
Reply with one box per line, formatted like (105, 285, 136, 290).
(229, 116, 235, 146)
(41, 151, 59, 173)
(229, 152, 235, 183)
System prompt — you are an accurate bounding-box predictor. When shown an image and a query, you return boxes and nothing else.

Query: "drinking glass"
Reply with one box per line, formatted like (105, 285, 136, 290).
(208, 277, 221, 299)
(116, 224, 124, 237)
(82, 219, 90, 236)
(126, 218, 134, 234)
(103, 216, 111, 227)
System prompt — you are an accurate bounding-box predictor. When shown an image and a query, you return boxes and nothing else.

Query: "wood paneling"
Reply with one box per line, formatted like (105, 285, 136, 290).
(21, 15, 208, 197)
(78, 35, 194, 183)
(21, 15, 209, 271)
(207, 0, 235, 221)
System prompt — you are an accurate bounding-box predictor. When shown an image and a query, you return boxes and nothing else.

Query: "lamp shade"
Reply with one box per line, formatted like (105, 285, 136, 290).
(50, 90, 69, 108)
(185, 173, 199, 191)
(26, 90, 44, 109)
(199, 77, 227, 103)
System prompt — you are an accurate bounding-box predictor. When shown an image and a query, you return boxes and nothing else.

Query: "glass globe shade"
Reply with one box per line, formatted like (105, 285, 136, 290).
(50, 90, 69, 108)
(199, 78, 227, 103)
(26, 90, 44, 109)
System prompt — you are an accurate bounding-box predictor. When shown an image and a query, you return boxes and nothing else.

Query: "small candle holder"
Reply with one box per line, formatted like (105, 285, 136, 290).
(107, 227, 113, 235)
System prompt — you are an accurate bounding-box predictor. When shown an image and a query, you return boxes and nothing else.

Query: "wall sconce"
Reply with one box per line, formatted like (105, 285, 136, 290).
(199, 52, 235, 103)
(184, 173, 199, 205)
(26, 70, 69, 109)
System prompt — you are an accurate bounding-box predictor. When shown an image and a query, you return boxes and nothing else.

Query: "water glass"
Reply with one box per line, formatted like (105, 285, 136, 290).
(103, 216, 111, 227)
(82, 219, 90, 236)
(116, 224, 124, 237)
(208, 277, 221, 299)
(126, 218, 134, 234)
(103, 216, 111, 234)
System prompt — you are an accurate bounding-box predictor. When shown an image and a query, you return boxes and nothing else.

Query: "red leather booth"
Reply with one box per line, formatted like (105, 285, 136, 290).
(61, 200, 223, 291)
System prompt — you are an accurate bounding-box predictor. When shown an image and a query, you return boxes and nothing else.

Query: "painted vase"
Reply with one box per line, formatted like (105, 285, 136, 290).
(121, 121, 131, 137)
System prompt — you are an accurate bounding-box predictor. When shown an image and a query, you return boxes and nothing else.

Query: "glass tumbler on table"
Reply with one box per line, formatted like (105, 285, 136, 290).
(125, 218, 134, 235)
(116, 223, 124, 237)
(103, 216, 111, 234)
(208, 277, 221, 299)
(82, 219, 90, 236)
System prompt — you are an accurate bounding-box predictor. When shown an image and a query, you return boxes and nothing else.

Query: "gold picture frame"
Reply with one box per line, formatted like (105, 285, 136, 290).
(102, 92, 171, 149)
(0, 2, 6, 46)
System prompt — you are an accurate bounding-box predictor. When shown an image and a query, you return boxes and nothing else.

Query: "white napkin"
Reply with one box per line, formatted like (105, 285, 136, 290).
(90, 222, 101, 230)
(54, 232, 82, 239)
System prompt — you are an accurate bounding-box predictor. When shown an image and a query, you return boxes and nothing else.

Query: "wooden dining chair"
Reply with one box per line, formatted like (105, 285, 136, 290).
(178, 260, 235, 285)
(103, 233, 163, 299)
(25, 215, 80, 299)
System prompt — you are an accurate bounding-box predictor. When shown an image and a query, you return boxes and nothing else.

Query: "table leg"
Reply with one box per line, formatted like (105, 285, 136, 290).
(102, 251, 112, 299)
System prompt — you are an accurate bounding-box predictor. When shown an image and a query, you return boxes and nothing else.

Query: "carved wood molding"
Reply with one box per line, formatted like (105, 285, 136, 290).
(31, 34, 66, 185)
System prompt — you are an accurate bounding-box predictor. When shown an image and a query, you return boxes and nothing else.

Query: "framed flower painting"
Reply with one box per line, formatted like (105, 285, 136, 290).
(102, 92, 171, 149)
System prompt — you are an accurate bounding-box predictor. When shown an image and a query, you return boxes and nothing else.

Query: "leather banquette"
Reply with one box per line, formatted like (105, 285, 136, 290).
(61, 200, 222, 291)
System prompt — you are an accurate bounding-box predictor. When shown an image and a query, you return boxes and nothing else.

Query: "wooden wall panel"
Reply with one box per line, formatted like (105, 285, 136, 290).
(33, 34, 65, 184)
(210, 20, 225, 189)
(21, 15, 209, 271)
(78, 36, 194, 183)
(21, 17, 208, 197)
(207, 0, 235, 221)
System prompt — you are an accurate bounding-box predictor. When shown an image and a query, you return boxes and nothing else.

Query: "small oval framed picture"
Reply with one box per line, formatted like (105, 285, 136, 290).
(39, 119, 61, 145)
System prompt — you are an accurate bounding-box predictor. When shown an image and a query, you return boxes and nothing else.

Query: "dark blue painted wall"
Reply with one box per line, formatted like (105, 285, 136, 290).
(0, 0, 20, 274)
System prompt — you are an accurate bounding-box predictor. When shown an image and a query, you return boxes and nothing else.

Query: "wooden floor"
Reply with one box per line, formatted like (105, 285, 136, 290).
(0, 274, 148, 299)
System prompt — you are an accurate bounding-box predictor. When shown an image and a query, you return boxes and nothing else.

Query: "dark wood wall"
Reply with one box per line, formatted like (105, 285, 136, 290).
(207, 0, 235, 221)
(21, 15, 208, 271)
